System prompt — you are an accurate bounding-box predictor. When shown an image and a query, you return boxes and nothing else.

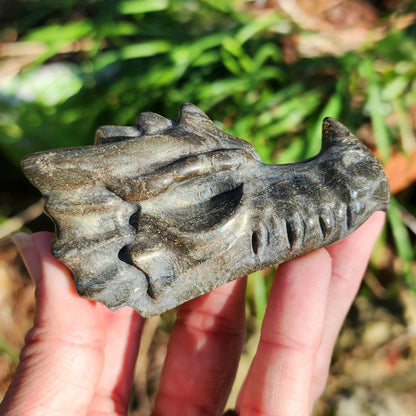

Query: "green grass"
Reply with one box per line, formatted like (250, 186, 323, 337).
(0, 333, 19, 365)
(1, 0, 415, 308)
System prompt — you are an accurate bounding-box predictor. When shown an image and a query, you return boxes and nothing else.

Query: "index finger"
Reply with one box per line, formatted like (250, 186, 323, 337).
(152, 277, 247, 416)
(310, 211, 386, 403)
(237, 249, 333, 416)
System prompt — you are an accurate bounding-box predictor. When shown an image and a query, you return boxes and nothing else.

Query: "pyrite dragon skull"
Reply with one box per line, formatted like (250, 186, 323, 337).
(22, 104, 390, 316)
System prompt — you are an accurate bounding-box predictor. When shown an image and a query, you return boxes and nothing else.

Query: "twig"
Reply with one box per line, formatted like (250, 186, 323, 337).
(0, 199, 44, 240)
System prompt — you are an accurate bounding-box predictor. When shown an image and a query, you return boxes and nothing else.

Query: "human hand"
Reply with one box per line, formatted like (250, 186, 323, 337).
(0, 212, 385, 416)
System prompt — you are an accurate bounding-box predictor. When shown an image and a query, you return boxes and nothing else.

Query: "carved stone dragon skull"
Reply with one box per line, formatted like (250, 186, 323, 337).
(22, 104, 390, 316)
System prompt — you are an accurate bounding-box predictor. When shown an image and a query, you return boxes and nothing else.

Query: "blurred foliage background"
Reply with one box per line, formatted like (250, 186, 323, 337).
(1, 0, 416, 414)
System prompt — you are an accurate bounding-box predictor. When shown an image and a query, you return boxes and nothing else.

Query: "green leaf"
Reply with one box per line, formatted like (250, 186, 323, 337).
(258, 90, 321, 137)
(117, 0, 169, 15)
(276, 136, 304, 164)
(388, 197, 413, 262)
(201, 0, 234, 13)
(360, 58, 392, 162)
(236, 14, 283, 44)
(221, 48, 242, 76)
(252, 43, 283, 70)
(0, 333, 19, 365)
(249, 271, 268, 324)
(120, 41, 171, 59)
(222, 37, 254, 73)
(197, 78, 249, 107)
(382, 76, 410, 101)
(171, 32, 228, 69)
(25, 21, 93, 42)
(304, 82, 344, 158)
(97, 21, 140, 37)
(387, 197, 416, 292)
(367, 82, 392, 162)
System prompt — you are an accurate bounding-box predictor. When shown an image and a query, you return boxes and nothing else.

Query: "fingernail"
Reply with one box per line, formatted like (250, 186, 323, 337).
(12, 232, 42, 284)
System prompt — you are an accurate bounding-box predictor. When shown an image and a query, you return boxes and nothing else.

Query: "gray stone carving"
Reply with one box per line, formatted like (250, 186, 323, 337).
(22, 104, 390, 316)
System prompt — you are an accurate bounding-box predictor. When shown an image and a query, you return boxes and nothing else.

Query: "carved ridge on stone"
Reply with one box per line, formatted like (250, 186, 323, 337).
(22, 104, 390, 317)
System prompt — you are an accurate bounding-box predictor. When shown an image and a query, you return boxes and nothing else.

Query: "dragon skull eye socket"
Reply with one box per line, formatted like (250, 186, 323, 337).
(166, 182, 244, 232)
(21, 104, 390, 317)
(122, 180, 244, 237)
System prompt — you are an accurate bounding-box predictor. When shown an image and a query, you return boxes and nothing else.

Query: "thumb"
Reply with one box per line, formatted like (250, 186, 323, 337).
(0, 232, 106, 416)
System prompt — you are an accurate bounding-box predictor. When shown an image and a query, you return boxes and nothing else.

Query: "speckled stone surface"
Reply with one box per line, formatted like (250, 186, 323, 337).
(22, 104, 390, 316)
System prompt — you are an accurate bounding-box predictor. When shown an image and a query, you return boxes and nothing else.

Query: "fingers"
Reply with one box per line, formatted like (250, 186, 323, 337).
(0, 232, 144, 416)
(0, 232, 105, 415)
(152, 277, 247, 416)
(236, 212, 385, 416)
(87, 306, 144, 416)
(310, 211, 386, 403)
(1, 211, 385, 416)
(237, 249, 333, 416)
